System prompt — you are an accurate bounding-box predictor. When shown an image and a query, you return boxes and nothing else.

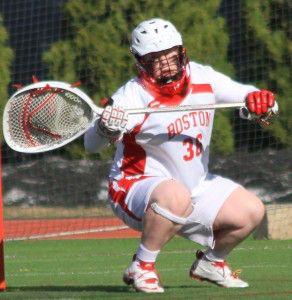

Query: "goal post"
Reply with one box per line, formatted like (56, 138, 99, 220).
(0, 148, 6, 291)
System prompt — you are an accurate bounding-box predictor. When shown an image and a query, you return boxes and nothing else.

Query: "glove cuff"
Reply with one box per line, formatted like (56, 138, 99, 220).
(239, 107, 254, 120)
(95, 119, 124, 143)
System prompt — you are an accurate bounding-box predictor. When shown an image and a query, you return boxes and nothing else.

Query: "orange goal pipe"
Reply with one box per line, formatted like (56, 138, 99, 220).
(0, 147, 6, 291)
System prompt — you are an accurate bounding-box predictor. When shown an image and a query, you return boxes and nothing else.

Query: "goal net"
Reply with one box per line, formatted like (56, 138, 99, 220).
(0, 1, 291, 245)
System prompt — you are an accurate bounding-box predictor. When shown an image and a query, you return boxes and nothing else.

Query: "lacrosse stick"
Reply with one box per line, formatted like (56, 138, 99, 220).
(3, 81, 244, 153)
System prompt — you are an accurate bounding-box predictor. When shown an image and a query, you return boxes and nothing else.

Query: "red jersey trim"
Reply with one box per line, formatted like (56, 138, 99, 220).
(121, 114, 149, 177)
(108, 177, 147, 221)
(191, 83, 213, 94)
(142, 83, 214, 107)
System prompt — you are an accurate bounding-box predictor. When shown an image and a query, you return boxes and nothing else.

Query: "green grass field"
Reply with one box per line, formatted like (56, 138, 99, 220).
(1, 237, 292, 299)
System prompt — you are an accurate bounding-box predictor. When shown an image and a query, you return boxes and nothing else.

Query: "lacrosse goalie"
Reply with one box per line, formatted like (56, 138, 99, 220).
(84, 18, 278, 293)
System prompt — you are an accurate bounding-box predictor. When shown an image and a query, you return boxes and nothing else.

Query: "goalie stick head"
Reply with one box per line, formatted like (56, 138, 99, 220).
(3, 81, 97, 153)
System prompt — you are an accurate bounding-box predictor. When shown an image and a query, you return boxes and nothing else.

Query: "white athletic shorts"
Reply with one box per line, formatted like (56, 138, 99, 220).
(108, 174, 240, 248)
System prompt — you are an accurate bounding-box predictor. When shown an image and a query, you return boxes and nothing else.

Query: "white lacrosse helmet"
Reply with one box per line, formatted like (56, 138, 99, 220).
(131, 18, 183, 56)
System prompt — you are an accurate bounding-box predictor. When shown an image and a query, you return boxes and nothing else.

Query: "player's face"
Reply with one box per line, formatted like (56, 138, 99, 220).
(140, 47, 183, 85)
(151, 49, 180, 83)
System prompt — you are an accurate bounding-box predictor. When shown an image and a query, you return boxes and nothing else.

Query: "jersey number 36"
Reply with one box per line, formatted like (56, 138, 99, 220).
(182, 134, 203, 161)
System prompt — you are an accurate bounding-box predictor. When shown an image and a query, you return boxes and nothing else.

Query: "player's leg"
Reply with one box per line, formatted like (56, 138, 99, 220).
(141, 179, 193, 251)
(125, 179, 195, 293)
(211, 186, 265, 257)
(188, 178, 265, 288)
(110, 177, 194, 293)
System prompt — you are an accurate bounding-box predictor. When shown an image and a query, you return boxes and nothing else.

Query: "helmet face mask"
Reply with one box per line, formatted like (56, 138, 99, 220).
(137, 46, 186, 85)
(131, 18, 190, 96)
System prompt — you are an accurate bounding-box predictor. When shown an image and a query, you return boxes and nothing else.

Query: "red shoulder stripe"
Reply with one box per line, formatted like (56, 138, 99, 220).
(191, 84, 213, 94)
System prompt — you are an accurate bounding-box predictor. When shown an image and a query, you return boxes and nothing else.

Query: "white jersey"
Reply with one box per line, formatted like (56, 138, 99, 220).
(101, 62, 257, 194)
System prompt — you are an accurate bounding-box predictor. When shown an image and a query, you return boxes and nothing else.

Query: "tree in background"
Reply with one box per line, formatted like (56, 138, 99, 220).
(223, 0, 291, 148)
(43, 0, 235, 156)
(0, 15, 13, 138)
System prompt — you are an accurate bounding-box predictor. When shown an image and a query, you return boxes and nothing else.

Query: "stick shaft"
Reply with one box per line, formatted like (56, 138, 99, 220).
(125, 102, 245, 115)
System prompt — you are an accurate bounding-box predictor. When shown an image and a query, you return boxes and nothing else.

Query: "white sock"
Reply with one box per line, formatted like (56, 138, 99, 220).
(136, 243, 160, 263)
(204, 248, 227, 262)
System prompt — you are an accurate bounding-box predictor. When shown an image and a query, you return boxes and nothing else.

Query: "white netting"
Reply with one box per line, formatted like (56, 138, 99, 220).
(6, 88, 92, 150)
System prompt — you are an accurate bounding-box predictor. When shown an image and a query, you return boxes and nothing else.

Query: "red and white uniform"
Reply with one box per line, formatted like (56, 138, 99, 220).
(110, 63, 256, 182)
(87, 62, 258, 246)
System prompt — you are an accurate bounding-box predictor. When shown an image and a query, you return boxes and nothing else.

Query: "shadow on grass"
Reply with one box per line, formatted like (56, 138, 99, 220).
(6, 284, 209, 293)
(7, 285, 129, 293)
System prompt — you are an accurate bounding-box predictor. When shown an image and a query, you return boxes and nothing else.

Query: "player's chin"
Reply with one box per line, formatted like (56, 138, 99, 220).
(157, 73, 181, 85)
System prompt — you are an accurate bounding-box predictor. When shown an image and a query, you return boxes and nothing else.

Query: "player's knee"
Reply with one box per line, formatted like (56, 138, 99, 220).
(248, 196, 265, 227)
(214, 188, 265, 231)
(238, 192, 266, 230)
(150, 180, 192, 217)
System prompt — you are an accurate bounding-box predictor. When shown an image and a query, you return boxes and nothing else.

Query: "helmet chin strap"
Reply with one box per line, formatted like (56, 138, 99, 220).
(156, 70, 183, 85)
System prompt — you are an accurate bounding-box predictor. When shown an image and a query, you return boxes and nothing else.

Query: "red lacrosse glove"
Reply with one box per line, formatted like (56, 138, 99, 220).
(246, 90, 275, 115)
